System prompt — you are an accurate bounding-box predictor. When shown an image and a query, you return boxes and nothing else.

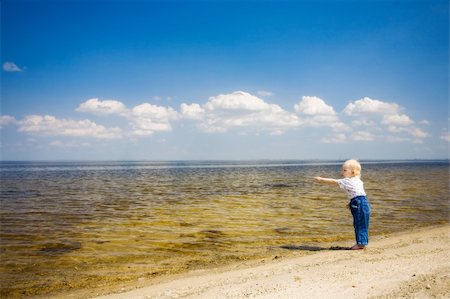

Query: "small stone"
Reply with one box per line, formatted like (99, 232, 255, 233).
(426, 284, 431, 289)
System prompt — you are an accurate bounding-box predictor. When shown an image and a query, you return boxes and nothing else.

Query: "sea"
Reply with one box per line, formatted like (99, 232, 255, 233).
(0, 160, 449, 298)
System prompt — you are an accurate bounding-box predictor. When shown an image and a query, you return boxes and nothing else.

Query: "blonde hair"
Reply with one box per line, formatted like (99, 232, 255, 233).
(343, 159, 362, 177)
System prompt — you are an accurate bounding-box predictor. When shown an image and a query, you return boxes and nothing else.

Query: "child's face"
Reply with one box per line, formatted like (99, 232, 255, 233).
(342, 165, 352, 178)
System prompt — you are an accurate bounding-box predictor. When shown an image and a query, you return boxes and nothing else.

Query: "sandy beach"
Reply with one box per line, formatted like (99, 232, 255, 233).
(88, 225, 449, 299)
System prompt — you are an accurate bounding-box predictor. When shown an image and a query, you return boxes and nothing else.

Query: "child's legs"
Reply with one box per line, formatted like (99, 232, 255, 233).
(350, 197, 371, 246)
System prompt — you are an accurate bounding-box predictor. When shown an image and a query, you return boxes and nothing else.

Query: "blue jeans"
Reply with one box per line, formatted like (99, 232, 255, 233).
(349, 196, 371, 246)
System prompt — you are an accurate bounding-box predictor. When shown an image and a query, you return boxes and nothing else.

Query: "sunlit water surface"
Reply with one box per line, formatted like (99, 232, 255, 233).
(1, 160, 449, 298)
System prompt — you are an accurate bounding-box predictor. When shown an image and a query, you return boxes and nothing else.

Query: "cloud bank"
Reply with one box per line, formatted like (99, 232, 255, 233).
(1, 91, 432, 145)
(18, 115, 122, 139)
(76, 98, 178, 136)
(342, 97, 428, 143)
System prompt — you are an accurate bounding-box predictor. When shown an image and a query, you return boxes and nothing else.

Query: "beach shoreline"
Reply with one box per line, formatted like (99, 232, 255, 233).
(59, 224, 449, 299)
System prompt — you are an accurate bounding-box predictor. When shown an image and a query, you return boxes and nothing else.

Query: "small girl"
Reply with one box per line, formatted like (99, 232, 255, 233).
(315, 159, 371, 250)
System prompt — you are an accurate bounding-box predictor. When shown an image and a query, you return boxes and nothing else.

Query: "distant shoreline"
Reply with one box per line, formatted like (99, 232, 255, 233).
(1, 159, 449, 162)
(1, 159, 448, 173)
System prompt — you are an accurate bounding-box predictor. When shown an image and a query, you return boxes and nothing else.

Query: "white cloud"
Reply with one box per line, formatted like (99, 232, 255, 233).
(18, 115, 122, 139)
(3, 61, 23, 72)
(330, 122, 352, 132)
(386, 136, 415, 143)
(381, 114, 414, 126)
(386, 125, 405, 134)
(204, 91, 269, 111)
(0, 115, 17, 128)
(440, 130, 450, 142)
(321, 133, 347, 144)
(77, 98, 178, 136)
(352, 131, 375, 141)
(257, 90, 273, 97)
(49, 140, 92, 148)
(76, 98, 128, 116)
(408, 127, 428, 138)
(182, 91, 299, 135)
(130, 103, 178, 136)
(386, 125, 429, 138)
(387, 136, 425, 144)
(180, 103, 205, 120)
(294, 96, 336, 116)
(345, 97, 428, 142)
(294, 96, 350, 132)
(344, 97, 400, 116)
(351, 119, 377, 127)
(298, 114, 349, 131)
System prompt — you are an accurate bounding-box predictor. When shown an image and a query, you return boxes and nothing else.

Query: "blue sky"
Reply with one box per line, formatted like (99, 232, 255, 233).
(1, 0, 449, 160)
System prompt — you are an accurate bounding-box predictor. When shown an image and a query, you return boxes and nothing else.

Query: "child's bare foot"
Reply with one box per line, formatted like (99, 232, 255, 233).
(350, 244, 365, 250)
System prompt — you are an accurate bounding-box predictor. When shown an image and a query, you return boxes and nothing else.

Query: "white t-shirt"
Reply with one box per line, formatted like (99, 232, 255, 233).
(337, 176, 366, 199)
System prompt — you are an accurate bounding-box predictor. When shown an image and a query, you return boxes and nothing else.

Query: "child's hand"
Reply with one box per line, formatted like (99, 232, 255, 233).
(314, 177, 323, 182)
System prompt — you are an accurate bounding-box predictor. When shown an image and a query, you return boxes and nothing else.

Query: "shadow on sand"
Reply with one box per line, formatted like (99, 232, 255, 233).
(280, 245, 350, 251)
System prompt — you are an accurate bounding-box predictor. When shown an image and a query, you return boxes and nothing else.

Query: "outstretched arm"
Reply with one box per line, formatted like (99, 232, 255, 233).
(314, 177, 339, 185)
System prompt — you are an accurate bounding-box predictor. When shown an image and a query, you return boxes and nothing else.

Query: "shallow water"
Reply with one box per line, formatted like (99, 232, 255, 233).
(0, 160, 449, 298)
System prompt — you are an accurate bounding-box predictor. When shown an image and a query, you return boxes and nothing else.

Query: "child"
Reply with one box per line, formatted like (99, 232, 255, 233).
(314, 159, 371, 250)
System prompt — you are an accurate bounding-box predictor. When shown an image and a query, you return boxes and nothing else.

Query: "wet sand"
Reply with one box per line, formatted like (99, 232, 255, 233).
(88, 224, 449, 299)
